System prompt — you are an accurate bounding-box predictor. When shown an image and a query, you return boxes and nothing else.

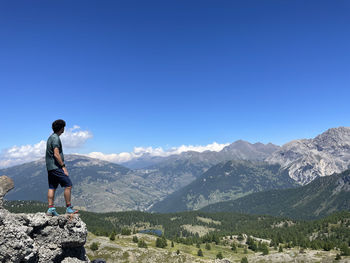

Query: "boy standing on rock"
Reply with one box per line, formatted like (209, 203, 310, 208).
(45, 119, 77, 216)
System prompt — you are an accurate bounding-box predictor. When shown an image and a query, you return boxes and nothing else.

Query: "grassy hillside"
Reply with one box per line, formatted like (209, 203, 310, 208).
(151, 161, 299, 213)
(201, 169, 350, 220)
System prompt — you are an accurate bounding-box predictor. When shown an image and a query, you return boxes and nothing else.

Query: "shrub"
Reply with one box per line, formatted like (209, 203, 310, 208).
(241, 256, 248, 263)
(205, 243, 211, 250)
(323, 242, 333, 251)
(132, 236, 139, 243)
(197, 249, 203, 257)
(278, 245, 283, 252)
(90, 242, 99, 251)
(262, 245, 269, 255)
(121, 228, 131, 235)
(138, 240, 148, 248)
(340, 243, 350, 256)
(231, 242, 237, 252)
(109, 231, 116, 241)
(216, 252, 223, 259)
(156, 237, 168, 248)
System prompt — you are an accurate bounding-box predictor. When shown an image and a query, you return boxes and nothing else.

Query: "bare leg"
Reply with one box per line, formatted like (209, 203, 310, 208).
(48, 189, 56, 206)
(64, 186, 72, 206)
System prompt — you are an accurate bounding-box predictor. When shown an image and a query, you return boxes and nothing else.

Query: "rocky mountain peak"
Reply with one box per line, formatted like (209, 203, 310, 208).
(0, 176, 89, 263)
(314, 127, 350, 149)
(220, 140, 280, 161)
(266, 127, 350, 185)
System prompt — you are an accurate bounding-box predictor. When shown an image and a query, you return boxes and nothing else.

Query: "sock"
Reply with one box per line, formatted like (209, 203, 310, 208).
(66, 203, 71, 207)
(49, 205, 54, 208)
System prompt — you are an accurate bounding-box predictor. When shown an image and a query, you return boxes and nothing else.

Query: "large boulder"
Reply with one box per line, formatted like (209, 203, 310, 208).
(0, 176, 14, 208)
(0, 176, 89, 263)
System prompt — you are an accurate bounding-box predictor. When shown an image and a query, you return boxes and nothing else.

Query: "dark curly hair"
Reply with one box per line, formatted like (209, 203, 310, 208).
(52, 119, 66, 133)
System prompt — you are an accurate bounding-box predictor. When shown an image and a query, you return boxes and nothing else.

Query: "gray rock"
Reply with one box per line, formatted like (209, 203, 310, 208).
(0, 177, 89, 263)
(0, 176, 14, 207)
(0, 212, 89, 262)
(62, 257, 87, 263)
(266, 127, 350, 185)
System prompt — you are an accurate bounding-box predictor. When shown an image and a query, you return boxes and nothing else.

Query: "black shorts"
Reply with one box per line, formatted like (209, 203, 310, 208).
(48, 168, 72, 189)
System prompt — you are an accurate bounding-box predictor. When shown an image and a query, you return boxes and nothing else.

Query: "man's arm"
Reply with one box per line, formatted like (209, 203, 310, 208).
(53, 147, 69, 176)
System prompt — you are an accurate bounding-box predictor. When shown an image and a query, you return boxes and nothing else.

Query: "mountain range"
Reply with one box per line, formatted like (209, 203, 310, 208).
(266, 127, 350, 185)
(201, 169, 350, 220)
(1, 155, 158, 212)
(150, 160, 298, 213)
(1, 126, 350, 214)
(121, 140, 280, 169)
(1, 141, 278, 212)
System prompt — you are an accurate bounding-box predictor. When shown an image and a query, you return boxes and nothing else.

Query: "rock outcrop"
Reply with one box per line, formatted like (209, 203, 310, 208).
(0, 175, 14, 207)
(0, 176, 89, 263)
(266, 127, 350, 185)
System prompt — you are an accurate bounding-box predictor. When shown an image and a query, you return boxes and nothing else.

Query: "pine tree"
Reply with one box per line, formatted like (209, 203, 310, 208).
(197, 249, 203, 257)
(90, 242, 99, 251)
(109, 231, 116, 241)
(156, 237, 168, 248)
(261, 244, 269, 255)
(323, 241, 333, 251)
(205, 243, 211, 250)
(138, 240, 148, 248)
(340, 243, 350, 256)
(216, 252, 223, 259)
(279, 245, 283, 252)
(231, 242, 237, 252)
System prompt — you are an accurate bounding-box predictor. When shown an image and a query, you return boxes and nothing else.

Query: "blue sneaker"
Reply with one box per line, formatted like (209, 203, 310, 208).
(66, 206, 78, 214)
(46, 207, 60, 216)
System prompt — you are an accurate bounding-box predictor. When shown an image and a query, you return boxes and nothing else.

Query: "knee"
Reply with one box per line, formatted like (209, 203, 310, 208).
(65, 186, 72, 190)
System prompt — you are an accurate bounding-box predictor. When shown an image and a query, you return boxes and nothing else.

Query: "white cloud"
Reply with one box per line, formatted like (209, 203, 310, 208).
(0, 126, 92, 168)
(61, 126, 93, 149)
(0, 140, 47, 168)
(86, 142, 229, 163)
(86, 152, 133, 163)
(0, 126, 228, 168)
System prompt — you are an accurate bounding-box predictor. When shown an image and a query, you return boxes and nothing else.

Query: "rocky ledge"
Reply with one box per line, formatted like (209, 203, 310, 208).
(0, 176, 89, 263)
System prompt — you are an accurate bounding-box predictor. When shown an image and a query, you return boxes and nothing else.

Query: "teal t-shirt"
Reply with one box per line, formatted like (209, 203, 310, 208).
(45, 133, 64, 171)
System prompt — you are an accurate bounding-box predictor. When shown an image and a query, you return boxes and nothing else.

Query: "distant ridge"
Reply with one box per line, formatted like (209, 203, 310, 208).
(201, 169, 350, 220)
(150, 160, 298, 213)
(122, 140, 280, 169)
(0, 140, 280, 213)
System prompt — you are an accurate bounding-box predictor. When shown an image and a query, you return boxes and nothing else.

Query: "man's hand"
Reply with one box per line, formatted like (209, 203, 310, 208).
(63, 167, 69, 176)
(54, 147, 68, 175)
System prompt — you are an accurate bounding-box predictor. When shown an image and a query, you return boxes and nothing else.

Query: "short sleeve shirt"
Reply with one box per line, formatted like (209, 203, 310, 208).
(45, 133, 64, 171)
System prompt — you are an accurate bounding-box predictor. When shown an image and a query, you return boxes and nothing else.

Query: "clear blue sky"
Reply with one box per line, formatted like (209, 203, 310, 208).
(0, 0, 349, 154)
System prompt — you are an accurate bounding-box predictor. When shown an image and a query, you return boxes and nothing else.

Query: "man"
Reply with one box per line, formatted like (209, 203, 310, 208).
(45, 119, 77, 216)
